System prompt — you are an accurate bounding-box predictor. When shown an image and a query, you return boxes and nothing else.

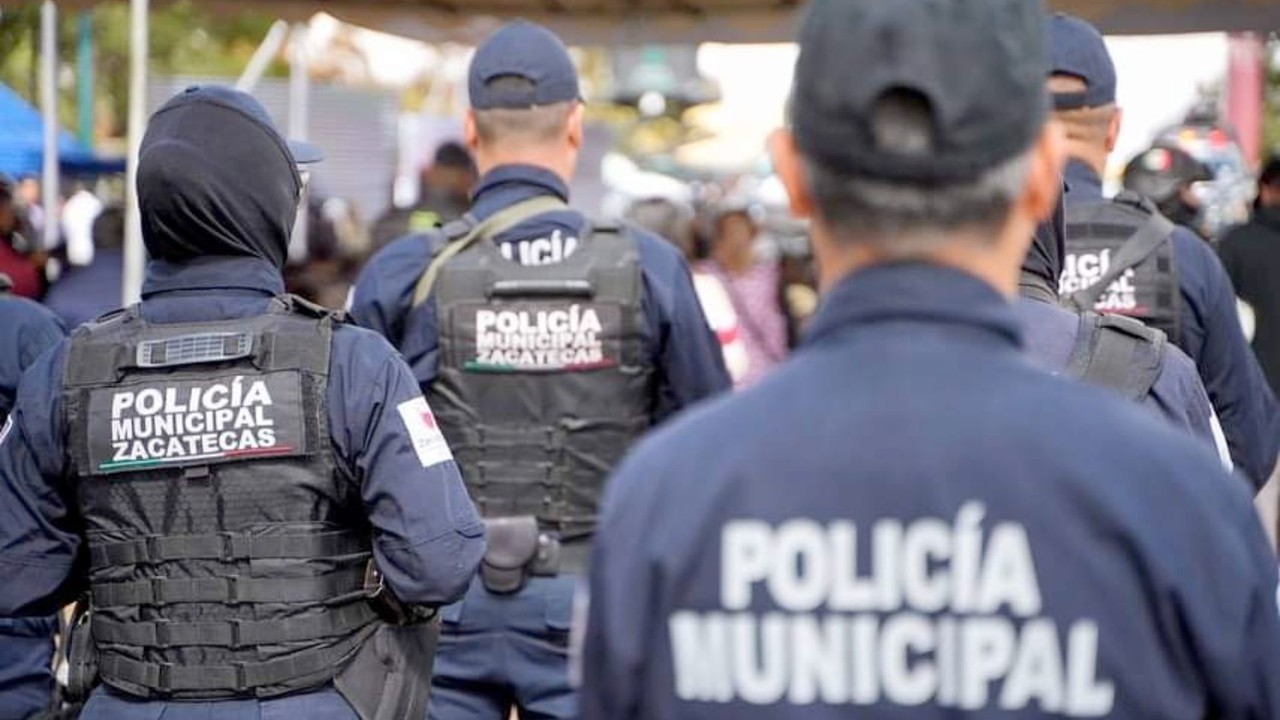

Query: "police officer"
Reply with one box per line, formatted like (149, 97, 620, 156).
(351, 21, 731, 720)
(1018, 205, 1224, 453)
(0, 274, 65, 720)
(580, 0, 1280, 716)
(1122, 144, 1215, 240)
(1048, 14, 1280, 488)
(0, 86, 485, 720)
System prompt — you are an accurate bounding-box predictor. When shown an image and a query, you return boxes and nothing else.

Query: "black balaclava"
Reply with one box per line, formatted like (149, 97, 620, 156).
(1020, 187, 1066, 304)
(137, 87, 303, 269)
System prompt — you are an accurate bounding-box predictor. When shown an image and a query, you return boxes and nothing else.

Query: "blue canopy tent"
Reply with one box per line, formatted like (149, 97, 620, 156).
(0, 82, 124, 177)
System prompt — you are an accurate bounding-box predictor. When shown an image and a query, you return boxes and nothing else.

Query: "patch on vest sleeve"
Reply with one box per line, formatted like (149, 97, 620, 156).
(396, 396, 454, 468)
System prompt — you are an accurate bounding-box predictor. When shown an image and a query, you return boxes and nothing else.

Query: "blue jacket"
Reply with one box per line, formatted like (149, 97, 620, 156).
(582, 263, 1280, 719)
(43, 249, 125, 330)
(1014, 296, 1220, 455)
(351, 164, 731, 418)
(0, 295, 63, 720)
(1064, 161, 1280, 485)
(0, 257, 485, 716)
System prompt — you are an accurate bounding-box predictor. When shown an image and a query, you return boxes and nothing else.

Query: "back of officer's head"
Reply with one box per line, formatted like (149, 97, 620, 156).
(137, 86, 320, 269)
(1047, 14, 1122, 165)
(770, 0, 1063, 294)
(464, 21, 584, 182)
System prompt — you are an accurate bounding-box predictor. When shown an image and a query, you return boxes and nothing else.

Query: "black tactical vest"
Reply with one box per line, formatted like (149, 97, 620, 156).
(61, 297, 379, 700)
(427, 225, 653, 541)
(1062, 195, 1183, 345)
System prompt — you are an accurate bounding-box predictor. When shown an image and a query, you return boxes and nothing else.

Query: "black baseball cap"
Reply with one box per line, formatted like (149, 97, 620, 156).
(468, 20, 580, 110)
(791, 0, 1048, 184)
(1122, 144, 1212, 202)
(159, 86, 324, 165)
(1047, 14, 1117, 111)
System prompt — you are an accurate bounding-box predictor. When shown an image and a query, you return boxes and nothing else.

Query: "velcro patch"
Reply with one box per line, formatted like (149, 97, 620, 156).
(456, 302, 623, 374)
(85, 372, 308, 475)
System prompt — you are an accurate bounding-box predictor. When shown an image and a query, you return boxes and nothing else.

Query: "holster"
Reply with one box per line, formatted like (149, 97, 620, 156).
(64, 601, 97, 705)
(480, 516, 561, 594)
(333, 617, 441, 720)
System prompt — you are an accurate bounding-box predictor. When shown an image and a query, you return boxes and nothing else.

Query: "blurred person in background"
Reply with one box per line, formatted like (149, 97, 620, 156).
(0, 175, 46, 300)
(1122, 144, 1215, 241)
(60, 179, 104, 268)
(627, 197, 751, 383)
(695, 204, 790, 388)
(43, 204, 125, 329)
(370, 141, 478, 251)
(1018, 197, 1224, 457)
(16, 176, 45, 239)
(0, 272, 64, 720)
(1049, 13, 1280, 489)
(1218, 155, 1280, 395)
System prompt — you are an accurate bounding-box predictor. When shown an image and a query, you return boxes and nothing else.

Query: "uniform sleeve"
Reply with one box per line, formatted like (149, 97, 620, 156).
(0, 345, 86, 617)
(17, 311, 66, 370)
(642, 243, 732, 423)
(1181, 235, 1280, 487)
(1163, 463, 1280, 716)
(349, 236, 435, 347)
(1147, 345, 1223, 463)
(579, 450, 661, 720)
(328, 330, 485, 606)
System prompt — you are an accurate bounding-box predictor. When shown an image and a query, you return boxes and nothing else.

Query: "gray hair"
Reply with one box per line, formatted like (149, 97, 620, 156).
(805, 92, 1031, 256)
(473, 76, 575, 145)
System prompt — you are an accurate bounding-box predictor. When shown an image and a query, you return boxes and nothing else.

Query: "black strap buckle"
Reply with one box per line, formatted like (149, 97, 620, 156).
(228, 618, 244, 649)
(153, 620, 173, 646)
(154, 662, 174, 692)
(225, 576, 241, 605)
(149, 577, 167, 606)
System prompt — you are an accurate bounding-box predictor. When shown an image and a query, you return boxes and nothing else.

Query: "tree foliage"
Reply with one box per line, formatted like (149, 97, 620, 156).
(0, 2, 282, 141)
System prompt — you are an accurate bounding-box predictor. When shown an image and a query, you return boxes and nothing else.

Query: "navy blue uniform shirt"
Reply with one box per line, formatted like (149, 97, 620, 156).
(0, 295, 64, 421)
(351, 164, 731, 418)
(0, 257, 485, 714)
(582, 263, 1280, 719)
(1064, 160, 1280, 485)
(0, 295, 63, 720)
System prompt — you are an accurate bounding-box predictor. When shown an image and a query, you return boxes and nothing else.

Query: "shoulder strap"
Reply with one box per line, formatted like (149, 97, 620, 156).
(1065, 205, 1175, 313)
(411, 196, 569, 308)
(1066, 312, 1166, 401)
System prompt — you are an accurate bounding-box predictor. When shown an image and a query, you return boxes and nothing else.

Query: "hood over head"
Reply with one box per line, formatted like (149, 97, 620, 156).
(137, 86, 322, 269)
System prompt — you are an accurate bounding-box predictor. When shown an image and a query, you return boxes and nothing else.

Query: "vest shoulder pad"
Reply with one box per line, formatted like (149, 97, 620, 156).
(1068, 312, 1166, 401)
(1095, 313, 1166, 345)
(277, 294, 352, 325)
(72, 305, 137, 338)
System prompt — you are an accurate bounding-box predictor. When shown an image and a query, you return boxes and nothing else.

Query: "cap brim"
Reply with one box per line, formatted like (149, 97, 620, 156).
(288, 139, 324, 165)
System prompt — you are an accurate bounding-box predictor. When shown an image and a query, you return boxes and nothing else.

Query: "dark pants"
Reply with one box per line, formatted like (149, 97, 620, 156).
(428, 575, 577, 720)
(0, 616, 57, 720)
(79, 686, 359, 720)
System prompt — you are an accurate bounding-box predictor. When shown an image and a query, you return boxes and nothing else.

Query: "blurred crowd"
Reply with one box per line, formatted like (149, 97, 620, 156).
(6, 134, 1280, 396)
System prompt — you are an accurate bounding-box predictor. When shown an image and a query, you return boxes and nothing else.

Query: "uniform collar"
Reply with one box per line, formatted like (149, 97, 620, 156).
(803, 263, 1023, 350)
(470, 164, 570, 220)
(140, 256, 285, 299)
(1064, 160, 1105, 202)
